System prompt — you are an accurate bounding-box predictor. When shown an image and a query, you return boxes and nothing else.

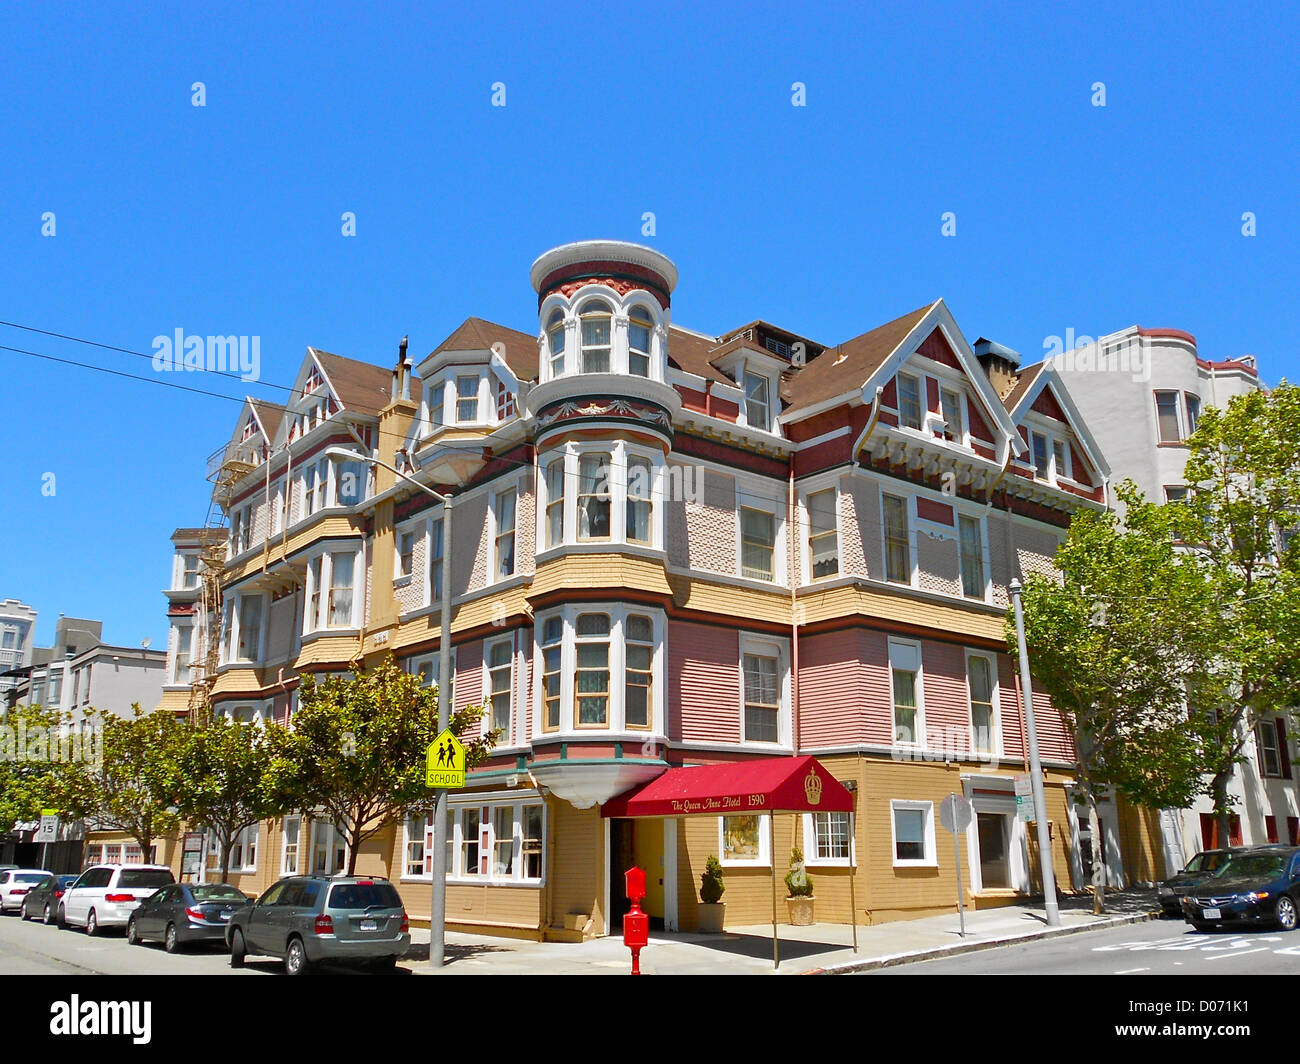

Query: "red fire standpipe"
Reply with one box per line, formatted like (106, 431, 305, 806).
(623, 866, 649, 975)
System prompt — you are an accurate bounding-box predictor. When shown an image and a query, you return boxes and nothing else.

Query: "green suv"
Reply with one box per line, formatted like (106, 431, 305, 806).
(226, 875, 410, 975)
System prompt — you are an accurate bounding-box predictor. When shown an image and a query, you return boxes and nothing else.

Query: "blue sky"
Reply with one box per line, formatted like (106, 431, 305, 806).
(2, 0, 1296, 650)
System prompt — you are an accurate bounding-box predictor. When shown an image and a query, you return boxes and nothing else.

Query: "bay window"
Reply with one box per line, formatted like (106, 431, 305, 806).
(626, 457, 652, 544)
(492, 806, 514, 876)
(460, 807, 481, 876)
(173, 625, 193, 684)
(579, 301, 612, 372)
(456, 375, 479, 422)
(327, 552, 355, 627)
(405, 801, 545, 883)
(430, 383, 445, 428)
(236, 595, 263, 662)
(1155, 391, 1182, 442)
(624, 615, 653, 729)
(545, 459, 564, 547)
(229, 824, 258, 871)
(541, 617, 563, 732)
(281, 816, 300, 876)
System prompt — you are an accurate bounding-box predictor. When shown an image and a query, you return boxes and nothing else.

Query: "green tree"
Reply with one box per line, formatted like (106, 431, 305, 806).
(272, 656, 496, 875)
(1168, 381, 1300, 846)
(0, 703, 65, 834)
(168, 714, 291, 883)
(1012, 494, 1208, 911)
(57, 705, 184, 858)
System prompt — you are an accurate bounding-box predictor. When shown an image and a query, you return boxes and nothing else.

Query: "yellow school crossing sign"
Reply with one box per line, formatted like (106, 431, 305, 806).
(426, 729, 466, 788)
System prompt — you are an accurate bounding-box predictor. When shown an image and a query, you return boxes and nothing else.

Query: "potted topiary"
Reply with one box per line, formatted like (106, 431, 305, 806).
(785, 847, 815, 926)
(698, 854, 726, 933)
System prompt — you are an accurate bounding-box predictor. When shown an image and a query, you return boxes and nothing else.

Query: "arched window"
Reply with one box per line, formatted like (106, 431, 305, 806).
(579, 301, 612, 373)
(546, 309, 566, 377)
(628, 306, 654, 377)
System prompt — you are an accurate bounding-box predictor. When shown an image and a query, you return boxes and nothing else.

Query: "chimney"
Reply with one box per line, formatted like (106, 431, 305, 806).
(972, 337, 1022, 402)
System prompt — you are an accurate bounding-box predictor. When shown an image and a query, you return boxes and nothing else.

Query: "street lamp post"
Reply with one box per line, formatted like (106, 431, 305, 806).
(322, 446, 456, 967)
(1008, 577, 1061, 928)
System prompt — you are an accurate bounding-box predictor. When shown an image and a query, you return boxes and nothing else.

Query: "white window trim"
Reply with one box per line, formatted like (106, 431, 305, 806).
(538, 289, 666, 385)
(888, 638, 925, 749)
(394, 521, 419, 584)
(302, 544, 364, 634)
(530, 604, 665, 739)
(800, 484, 841, 584)
(483, 633, 515, 745)
(802, 811, 856, 867)
(741, 367, 774, 432)
(957, 510, 991, 603)
(895, 371, 924, 432)
(488, 480, 519, 584)
(718, 813, 771, 868)
(309, 820, 350, 877)
(738, 632, 792, 750)
(965, 650, 1003, 759)
(171, 622, 194, 684)
(890, 799, 937, 868)
(537, 441, 665, 554)
(407, 797, 546, 886)
(229, 823, 259, 873)
(881, 491, 917, 588)
(736, 490, 786, 585)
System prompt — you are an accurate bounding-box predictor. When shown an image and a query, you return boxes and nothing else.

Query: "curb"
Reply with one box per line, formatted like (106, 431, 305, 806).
(805, 909, 1163, 975)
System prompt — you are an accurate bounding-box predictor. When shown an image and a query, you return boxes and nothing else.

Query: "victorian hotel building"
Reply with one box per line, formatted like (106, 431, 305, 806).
(152, 241, 1168, 937)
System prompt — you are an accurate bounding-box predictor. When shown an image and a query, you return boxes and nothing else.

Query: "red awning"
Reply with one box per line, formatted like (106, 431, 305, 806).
(602, 756, 853, 817)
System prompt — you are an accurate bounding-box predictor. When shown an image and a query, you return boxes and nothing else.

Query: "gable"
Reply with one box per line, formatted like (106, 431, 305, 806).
(1030, 383, 1069, 423)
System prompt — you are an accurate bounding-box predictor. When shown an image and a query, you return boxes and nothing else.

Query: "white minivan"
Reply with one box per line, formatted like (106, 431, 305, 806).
(60, 864, 175, 935)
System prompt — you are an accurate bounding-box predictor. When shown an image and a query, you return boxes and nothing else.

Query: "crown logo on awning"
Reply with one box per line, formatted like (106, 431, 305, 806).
(804, 769, 822, 806)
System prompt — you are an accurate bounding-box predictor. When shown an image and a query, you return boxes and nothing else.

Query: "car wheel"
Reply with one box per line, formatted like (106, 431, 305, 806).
(85, 909, 99, 936)
(55, 904, 66, 929)
(164, 923, 181, 954)
(284, 937, 311, 976)
(229, 928, 246, 968)
(1276, 896, 1298, 932)
(126, 917, 140, 945)
(20, 901, 30, 921)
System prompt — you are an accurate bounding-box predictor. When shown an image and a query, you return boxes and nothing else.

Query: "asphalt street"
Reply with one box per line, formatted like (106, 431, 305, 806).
(877, 914, 1300, 975)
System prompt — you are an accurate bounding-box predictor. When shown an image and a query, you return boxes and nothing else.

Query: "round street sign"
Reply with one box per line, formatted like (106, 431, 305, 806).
(938, 792, 972, 833)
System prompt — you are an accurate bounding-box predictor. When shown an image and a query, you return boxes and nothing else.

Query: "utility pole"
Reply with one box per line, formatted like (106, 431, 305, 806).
(1009, 578, 1060, 927)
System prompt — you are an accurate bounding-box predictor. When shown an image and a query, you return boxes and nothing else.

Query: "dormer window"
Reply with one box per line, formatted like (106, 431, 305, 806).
(940, 387, 964, 443)
(628, 307, 653, 377)
(579, 301, 613, 373)
(743, 371, 771, 431)
(240, 415, 258, 442)
(303, 365, 324, 395)
(547, 309, 566, 377)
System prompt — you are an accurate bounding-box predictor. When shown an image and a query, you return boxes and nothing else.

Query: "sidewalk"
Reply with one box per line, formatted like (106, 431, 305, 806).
(406, 889, 1162, 975)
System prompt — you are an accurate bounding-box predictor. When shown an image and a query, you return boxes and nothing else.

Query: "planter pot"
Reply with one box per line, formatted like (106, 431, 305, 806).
(697, 902, 725, 933)
(786, 896, 815, 926)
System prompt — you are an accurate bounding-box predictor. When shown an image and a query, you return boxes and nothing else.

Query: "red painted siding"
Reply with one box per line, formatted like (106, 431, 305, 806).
(671, 622, 740, 744)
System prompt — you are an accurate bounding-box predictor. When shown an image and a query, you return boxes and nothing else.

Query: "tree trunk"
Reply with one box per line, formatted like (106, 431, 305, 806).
(220, 838, 232, 884)
(1212, 771, 1234, 850)
(1089, 798, 1105, 915)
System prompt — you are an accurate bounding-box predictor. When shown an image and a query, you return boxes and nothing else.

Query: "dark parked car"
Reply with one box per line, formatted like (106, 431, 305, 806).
(226, 875, 410, 975)
(1157, 848, 1243, 916)
(127, 882, 252, 952)
(20, 874, 79, 923)
(1182, 846, 1300, 931)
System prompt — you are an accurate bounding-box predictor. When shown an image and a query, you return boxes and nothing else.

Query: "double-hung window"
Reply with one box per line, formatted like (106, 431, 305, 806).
(741, 507, 776, 581)
(626, 457, 653, 544)
(308, 558, 323, 630)
(546, 310, 566, 377)
(487, 640, 513, 738)
(1031, 431, 1050, 479)
(237, 595, 263, 661)
(1155, 391, 1182, 442)
(1257, 719, 1290, 779)
(891, 800, 934, 866)
(890, 641, 922, 745)
(404, 815, 425, 878)
(182, 554, 200, 589)
(456, 376, 479, 423)
(577, 453, 612, 539)
(314, 458, 329, 512)
(883, 494, 911, 584)
(1052, 439, 1071, 482)
(959, 515, 985, 598)
(968, 654, 996, 755)
(897, 373, 922, 430)
(807, 489, 838, 579)
(493, 488, 516, 580)
(281, 816, 300, 876)
(624, 615, 653, 729)
(430, 383, 445, 428)
(744, 371, 770, 430)
(327, 552, 354, 627)
(541, 617, 563, 732)
(230, 824, 258, 871)
(460, 807, 482, 876)
(940, 387, 964, 442)
(429, 518, 444, 602)
(574, 614, 611, 727)
(396, 530, 414, 580)
(1185, 394, 1201, 436)
(628, 308, 653, 377)
(807, 811, 852, 864)
(545, 459, 565, 547)
(580, 302, 612, 372)
(742, 651, 780, 744)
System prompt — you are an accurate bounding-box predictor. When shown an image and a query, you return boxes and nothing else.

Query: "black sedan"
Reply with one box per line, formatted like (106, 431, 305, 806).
(1157, 848, 1242, 916)
(20, 874, 79, 923)
(1182, 846, 1300, 931)
(127, 882, 252, 952)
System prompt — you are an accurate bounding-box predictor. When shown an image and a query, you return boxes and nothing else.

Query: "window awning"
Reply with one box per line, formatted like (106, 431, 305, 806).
(602, 755, 853, 818)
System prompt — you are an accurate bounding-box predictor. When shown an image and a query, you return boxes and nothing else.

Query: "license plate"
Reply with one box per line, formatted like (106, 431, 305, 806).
(360, 918, 377, 932)
(1203, 907, 1221, 919)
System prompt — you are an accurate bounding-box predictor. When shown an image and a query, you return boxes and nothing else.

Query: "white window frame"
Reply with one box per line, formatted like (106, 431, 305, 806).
(455, 373, 482, 424)
(405, 798, 546, 885)
(881, 492, 915, 587)
(489, 482, 518, 583)
(742, 369, 772, 431)
(736, 489, 786, 585)
(280, 816, 301, 877)
(890, 799, 937, 868)
(539, 442, 664, 553)
(738, 633, 791, 749)
(718, 813, 771, 868)
(395, 526, 416, 582)
(303, 546, 363, 634)
(803, 811, 856, 867)
(803, 485, 840, 583)
(888, 639, 925, 748)
(309, 820, 350, 877)
(896, 372, 923, 431)
(483, 634, 515, 744)
(965, 650, 1002, 758)
(957, 511, 989, 601)
(229, 823, 258, 873)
